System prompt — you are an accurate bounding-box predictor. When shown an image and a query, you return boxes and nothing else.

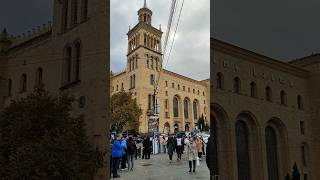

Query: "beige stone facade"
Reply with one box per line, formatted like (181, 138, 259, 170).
(0, 0, 109, 179)
(111, 4, 210, 134)
(211, 38, 320, 180)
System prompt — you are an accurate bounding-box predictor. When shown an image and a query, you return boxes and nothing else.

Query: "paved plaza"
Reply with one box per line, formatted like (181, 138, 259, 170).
(113, 152, 210, 180)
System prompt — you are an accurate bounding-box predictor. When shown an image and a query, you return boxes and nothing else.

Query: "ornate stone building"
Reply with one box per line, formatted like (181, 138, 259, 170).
(0, 0, 109, 179)
(111, 2, 210, 134)
(211, 38, 320, 180)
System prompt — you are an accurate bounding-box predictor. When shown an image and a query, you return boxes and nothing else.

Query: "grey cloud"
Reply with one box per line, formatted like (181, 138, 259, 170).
(111, 0, 210, 80)
(212, 0, 320, 61)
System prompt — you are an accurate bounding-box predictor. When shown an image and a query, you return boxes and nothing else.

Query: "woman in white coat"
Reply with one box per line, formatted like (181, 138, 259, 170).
(187, 136, 197, 173)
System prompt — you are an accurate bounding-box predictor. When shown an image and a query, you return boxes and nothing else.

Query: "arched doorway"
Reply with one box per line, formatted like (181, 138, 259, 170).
(185, 123, 190, 132)
(174, 123, 179, 133)
(164, 122, 170, 134)
(235, 120, 250, 180)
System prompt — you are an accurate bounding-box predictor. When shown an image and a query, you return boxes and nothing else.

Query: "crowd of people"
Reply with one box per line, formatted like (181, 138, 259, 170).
(110, 133, 206, 178)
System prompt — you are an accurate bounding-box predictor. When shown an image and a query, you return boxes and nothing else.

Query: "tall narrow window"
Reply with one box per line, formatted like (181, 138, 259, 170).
(71, 0, 78, 25)
(234, 77, 241, 93)
(65, 47, 72, 84)
(266, 86, 272, 102)
(300, 121, 305, 135)
(133, 75, 136, 88)
(150, 74, 154, 85)
(61, 0, 69, 31)
(250, 82, 257, 98)
(165, 81, 168, 87)
(20, 74, 27, 93)
(280, 90, 287, 105)
(297, 95, 303, 109)
(6, 79, 12, 96)
(235, 121, 250, 180)
(75, 42, 81, 81)
(301, 144, 307, 166)
(184, 98, 189, 119)
(81, 0, 88, 20)
(35, 67, 43, 86)
(265, 126, 279, 180)
(193, 100, 198, 120)
(173, 96, 179, 117)
(216, 72, 224, 89)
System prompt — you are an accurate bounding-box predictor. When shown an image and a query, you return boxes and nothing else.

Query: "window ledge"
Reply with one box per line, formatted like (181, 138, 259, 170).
(59, 80, 81, 90)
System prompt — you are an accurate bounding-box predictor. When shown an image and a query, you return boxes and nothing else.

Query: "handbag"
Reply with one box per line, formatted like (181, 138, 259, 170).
(196, 157, 200, 166)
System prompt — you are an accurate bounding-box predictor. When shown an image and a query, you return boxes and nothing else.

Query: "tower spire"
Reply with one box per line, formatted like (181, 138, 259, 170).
(144, 0, 147, 8)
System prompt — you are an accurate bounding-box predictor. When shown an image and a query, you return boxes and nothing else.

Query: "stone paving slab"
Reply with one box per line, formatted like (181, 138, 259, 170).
(113, 153, 210, 180)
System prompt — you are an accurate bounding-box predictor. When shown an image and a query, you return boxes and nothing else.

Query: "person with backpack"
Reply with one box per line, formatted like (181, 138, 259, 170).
(127, 136, 137, 171)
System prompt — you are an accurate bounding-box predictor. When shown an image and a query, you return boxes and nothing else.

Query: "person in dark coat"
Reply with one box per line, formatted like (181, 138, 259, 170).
(143, 136, 152, 159)
(167, 136, 175, 161)
(127, 136, 136, 171)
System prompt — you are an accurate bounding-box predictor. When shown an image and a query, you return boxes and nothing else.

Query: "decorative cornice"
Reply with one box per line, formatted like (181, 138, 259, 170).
(211, 38, 309, 79)
(162, 69, 209, 86)
(127, 22, 162, 37)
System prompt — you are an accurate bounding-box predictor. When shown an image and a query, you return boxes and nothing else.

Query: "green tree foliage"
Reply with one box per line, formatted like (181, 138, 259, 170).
(0, 88, 102, 180)
(111, 91, 142, 133)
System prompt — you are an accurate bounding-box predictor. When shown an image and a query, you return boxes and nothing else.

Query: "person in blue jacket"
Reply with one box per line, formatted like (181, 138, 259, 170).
(112, 133, 122, 178)
(120, 137, 128, 169)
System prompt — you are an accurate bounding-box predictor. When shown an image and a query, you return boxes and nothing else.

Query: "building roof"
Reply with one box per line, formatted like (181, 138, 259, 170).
(288, 53, 320, 66)
(162, 69, 209, 86)
(211, 38, 309, 78)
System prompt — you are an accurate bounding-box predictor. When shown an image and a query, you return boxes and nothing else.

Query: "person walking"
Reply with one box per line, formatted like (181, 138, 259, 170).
(175, 134, 183, 160)
(160, 136, 167, 153)
(135, 138, 142, 159)
(127, 136, 136, 171)
(111, 133, 122, 178)
(120, 137, 128, 170)
(143, 136, 152, 159)
(196, 137, 203, 161)
(167, 136, 175, 161)
(200, 136, 206, 157)
(187, 136, 197, 173)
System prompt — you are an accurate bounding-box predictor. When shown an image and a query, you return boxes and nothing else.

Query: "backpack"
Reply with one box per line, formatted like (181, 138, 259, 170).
(128, 142, 136, 154)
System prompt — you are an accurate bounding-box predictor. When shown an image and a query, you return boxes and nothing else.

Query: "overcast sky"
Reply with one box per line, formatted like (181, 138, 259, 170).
(212, 0, 320, 61)
(111, 0, 210, 80)
(0, 0, 53, 35)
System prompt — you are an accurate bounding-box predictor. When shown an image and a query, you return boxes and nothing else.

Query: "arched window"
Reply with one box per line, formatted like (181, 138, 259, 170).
(148, 94, 154, 110)
(81, 0, 88, 20)
(184, 98, 189, 119)
(266, 86, 272, 102)
(75, 42, 81, 81)
(265, 126, 279, 180)
(150, 74, 154, 85)
(297, 95, 303, 109)
(193, 100, 198, 120)
(173, 96, 179, 117)
(65, 46, 72, 84)
(6, 79, 12, 96)
(280, 90, 287, 105)
(133, 74, 136, 88)
(235, 120, 250, 180)
(250, 82, 257, 98)
(233, 77, 241, 93)
(71, 0, 78, 25)
(35, 67, 43, 86)
(301, 143, 308, 166)
(216, 72, 224, 89)
(20, 74, 27, 93)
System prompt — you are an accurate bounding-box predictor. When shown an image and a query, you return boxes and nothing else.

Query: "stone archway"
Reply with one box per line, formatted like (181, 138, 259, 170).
(265, 118, 289, 180)
(163, 122, 170, 134)
(174, 123, 179, 133)
(185, 123, 190, 132)
(210, 103, 233, 179)
(235, 111, 263, 180)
